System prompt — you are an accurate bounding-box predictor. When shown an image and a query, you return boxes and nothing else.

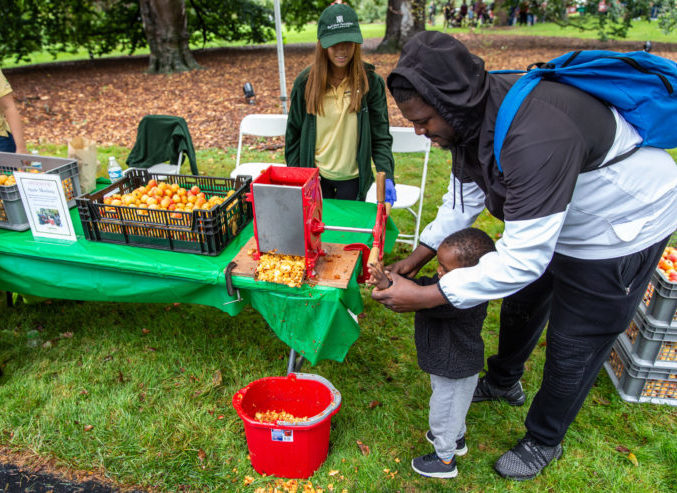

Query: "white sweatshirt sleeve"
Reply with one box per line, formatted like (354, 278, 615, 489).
(439, 211, 567, 309)
(418, 175, 486, 251)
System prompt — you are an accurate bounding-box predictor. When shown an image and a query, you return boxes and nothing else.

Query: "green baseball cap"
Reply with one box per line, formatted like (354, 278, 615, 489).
(317, 4, 363, 49)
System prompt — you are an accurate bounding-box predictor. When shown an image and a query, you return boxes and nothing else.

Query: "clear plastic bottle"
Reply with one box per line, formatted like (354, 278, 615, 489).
(30, 149, 43, 171)
(107, 156, 123, 181)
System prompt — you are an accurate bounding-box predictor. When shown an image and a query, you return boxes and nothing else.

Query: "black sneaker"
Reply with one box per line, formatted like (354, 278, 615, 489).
(425, 430, 468, 456)
(411, 452, 458, 479)
(472, 376, 526, 406)
(494, 435, 563, 481)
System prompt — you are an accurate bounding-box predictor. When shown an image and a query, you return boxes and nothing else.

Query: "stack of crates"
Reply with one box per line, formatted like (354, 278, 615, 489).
(0, 152, 81, 231)
(604, 264, 677, 406)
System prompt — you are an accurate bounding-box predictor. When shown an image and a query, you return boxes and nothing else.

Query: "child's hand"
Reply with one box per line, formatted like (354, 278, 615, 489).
(367, 262, 393, 290)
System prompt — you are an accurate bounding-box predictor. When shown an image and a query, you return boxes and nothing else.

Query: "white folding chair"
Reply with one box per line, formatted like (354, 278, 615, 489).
(231, 114, 288, 179)
(366, 126, 431, 249)
(123, 152, 185, 180)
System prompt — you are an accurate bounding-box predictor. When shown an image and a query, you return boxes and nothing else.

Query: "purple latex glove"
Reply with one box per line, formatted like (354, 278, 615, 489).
(385, 178, 397, 206)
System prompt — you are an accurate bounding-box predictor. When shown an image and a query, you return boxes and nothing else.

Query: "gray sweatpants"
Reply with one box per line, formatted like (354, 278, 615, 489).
(429, 373, 479, 461)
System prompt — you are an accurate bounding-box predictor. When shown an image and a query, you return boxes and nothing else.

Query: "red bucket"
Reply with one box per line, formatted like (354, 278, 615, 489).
(232, 372, 341, 479)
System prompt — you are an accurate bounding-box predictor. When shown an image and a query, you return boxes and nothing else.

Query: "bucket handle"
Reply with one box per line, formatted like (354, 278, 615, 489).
(276, 372, 342, 427)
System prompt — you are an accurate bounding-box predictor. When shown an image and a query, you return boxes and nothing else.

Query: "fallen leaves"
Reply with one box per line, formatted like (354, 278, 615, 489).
(356, 440, 370, 456)
(83, 424, 94, 432)
(616, 445, 639, 466)
(212, 369, 223, 387)
(627, 452, 639, 467)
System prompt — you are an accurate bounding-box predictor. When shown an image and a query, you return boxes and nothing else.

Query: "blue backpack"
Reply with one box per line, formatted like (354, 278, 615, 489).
(492, 50, 677, 172)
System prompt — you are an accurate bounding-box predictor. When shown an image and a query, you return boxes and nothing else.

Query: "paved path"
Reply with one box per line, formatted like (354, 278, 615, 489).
(0, 462, 142, 493)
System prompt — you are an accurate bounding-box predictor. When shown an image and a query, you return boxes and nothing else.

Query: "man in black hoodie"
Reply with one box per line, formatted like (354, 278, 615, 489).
(372, 31, 677, 480)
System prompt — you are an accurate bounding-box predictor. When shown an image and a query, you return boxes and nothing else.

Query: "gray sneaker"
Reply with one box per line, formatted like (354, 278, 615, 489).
(472, 376, 526, 406)
(411, 452, 458, 479)
(425, 430, 468, 456)
(494, 435, 563, 481)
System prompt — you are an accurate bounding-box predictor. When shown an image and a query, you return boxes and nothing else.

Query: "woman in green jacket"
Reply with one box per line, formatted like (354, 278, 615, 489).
(284, 3, 396, 203)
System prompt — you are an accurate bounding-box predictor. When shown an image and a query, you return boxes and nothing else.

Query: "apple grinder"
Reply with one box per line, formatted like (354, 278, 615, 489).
(245, 166, 389, 282)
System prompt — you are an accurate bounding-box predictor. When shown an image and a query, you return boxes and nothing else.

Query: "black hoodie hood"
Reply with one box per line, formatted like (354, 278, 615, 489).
(387, 31, 489, 144)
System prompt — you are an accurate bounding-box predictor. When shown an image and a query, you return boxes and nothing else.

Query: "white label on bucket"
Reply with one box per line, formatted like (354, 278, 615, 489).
(271, 429, 294, 442)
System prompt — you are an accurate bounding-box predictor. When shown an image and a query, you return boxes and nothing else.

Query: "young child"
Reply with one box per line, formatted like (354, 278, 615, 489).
(369, 227, 496, 479)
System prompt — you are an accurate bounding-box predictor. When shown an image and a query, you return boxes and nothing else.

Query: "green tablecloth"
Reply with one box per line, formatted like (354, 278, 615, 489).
(0, 189, 396, 364)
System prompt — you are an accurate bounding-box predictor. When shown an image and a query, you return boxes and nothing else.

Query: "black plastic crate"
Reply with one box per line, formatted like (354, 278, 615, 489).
(624, 308, 677, 365)
(76, 170, 252, 255)
(604, 334, 677, 406)
(641, 268, 677, 327)
(0, 152, 81, 231)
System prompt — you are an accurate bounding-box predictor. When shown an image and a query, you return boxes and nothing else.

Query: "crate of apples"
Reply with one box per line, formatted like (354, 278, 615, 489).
(101, 178, 232, 220)
(658, 246, 677, 283)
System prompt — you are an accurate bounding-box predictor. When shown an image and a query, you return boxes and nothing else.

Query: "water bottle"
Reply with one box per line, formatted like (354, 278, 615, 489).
(107, 156, 123, 181)
(30, 149, 43, 171)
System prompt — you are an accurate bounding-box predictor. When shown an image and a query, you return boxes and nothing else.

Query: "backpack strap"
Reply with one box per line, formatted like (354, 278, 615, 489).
(492, 70, 544, 173)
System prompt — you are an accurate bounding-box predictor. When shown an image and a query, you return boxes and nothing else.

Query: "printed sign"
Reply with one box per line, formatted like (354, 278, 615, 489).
(271, 429, 294, 442)
(14, 171, 76, 242)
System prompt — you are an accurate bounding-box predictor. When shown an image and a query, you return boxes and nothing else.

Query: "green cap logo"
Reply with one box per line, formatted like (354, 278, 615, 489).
(317, 4, 363, 49)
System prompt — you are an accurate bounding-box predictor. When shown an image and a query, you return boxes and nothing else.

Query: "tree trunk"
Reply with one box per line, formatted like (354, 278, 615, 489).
(139, 0, 200, 73)
(377, 0, 427, 53)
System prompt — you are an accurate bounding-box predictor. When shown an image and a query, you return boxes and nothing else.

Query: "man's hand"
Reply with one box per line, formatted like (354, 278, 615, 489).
(370, 272, 447, 312)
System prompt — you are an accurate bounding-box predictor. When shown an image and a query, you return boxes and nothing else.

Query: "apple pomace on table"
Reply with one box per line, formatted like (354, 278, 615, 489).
(255, 253, 305, 288)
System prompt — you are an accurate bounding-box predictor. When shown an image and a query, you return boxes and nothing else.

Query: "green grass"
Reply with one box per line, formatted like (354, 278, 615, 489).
(1, 144, 676, 492)
(4, 18, 675, 69)
(476, 18, 677, 42)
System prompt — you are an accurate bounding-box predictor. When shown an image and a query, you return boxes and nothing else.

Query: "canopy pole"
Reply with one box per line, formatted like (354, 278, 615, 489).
(274, 0, 288, 114)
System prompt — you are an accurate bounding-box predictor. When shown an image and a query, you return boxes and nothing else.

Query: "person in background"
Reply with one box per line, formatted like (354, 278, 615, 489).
(429, 1, 438, 25)
(285, 3, 396, 204)
(459, 0, 469, 24)
(369, 228, 496, 479)
(442, 1, 455, 29)
(373, 31, 677, 481)
(0, 69, 27, 154)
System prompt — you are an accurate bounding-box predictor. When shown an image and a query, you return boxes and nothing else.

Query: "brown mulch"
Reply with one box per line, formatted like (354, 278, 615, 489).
(4, 34, 677, 151)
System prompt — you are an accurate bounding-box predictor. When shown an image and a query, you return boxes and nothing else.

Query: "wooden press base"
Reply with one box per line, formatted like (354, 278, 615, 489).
(230, 237, 361, 289)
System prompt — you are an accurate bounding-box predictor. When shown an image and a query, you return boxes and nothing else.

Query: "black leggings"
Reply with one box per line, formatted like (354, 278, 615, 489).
(485, 237, 670, 445)
(320, 177, 361, 201)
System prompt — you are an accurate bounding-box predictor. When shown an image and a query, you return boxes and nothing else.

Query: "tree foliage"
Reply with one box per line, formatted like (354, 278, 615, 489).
(510, 0, 677, 41)
(0, 0, 334, 64)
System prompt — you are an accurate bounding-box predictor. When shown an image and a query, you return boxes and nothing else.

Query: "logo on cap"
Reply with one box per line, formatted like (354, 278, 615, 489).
(337, 15, 343, 23)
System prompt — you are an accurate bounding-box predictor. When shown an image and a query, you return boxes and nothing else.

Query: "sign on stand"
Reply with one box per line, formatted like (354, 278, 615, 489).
(14, 171, 77, 242)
